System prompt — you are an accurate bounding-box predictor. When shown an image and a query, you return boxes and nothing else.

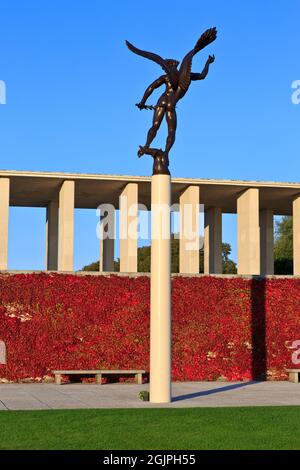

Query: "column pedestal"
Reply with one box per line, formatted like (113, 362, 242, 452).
(150, 174, 171, 404)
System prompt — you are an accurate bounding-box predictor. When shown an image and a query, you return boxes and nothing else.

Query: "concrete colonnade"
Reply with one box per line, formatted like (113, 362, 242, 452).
(293, 195, 300, 275)
(0, 178, 10, 270)
(45, 180, 75, 272)
(179, 186, 200, 274)
(99, 206, 115, 272)
(204, 207, 222, 274)
(237, 188, 260, 275)
(119, 183, 138, 273)
(260, 209, 274, 275)
(46, 200, 59, 270)
(0, 174, 298, 275)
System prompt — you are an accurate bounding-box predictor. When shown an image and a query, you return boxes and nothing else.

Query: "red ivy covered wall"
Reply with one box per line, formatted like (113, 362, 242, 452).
(0, 273, 299, 382)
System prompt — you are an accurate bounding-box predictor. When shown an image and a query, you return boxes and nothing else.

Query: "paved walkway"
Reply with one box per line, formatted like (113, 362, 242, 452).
(0, 381, 300, 410)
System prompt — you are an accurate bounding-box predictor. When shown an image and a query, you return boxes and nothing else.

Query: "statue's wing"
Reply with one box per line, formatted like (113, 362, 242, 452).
(125, 40, 178, 89)
(178, 27, 217, 92)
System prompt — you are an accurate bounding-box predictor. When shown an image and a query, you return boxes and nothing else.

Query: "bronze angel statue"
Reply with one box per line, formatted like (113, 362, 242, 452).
(126, 27, 217, 174)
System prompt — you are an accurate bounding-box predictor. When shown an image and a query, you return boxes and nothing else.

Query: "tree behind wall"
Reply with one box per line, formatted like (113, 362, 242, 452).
(274, 216, 293, 274)
(82, 235, 237, 274)
(84, 218, 295, 275)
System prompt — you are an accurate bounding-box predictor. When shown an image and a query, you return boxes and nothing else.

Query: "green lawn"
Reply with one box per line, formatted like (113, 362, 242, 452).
(0, 407, 299, 450)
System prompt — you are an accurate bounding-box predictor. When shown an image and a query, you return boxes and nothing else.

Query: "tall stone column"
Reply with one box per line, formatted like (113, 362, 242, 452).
(237, 188, 260, 275)
(0, 178, 10, 270)
(179, 186, 200, 274)
(58, 180, 75, 272)
(293, 195, 300, 275)
(99, 207, 115, 272)
(150, 174, 171, 403)
(119, 183, 138, 273)
(260, 209, 274, 275)
(204, 207, 222, 274)
(46, 200, 59, 270)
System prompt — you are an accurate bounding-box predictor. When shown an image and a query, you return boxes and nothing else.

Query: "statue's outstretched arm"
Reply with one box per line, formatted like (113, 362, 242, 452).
(191, 55, 215, 81)
(137, 75, 165, 109)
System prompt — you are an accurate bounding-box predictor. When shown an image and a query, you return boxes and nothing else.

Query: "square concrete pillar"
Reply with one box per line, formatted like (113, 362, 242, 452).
(46, 200, 59, 270)
(99, 208, 115, 272)
(204, 207, 222, 274)
(119, 183, 138, 273)
(0, 178, 10, 270)
(58, 180, 75, 272)
(260, 209, 274, 275)
(293, 196, 300, 275)
(179, 186, 200, 274)
(237, 188, 260, 275)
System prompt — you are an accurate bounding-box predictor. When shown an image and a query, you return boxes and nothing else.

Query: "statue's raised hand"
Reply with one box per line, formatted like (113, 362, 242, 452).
(208, 54, 215, 64)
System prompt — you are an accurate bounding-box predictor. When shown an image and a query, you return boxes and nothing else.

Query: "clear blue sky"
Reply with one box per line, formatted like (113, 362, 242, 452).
(0, 0, 299, 269)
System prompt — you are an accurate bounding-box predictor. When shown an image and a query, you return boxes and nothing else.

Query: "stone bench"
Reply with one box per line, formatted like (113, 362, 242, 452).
(52, 369, 146, 385)
(286, 369, 300, 383)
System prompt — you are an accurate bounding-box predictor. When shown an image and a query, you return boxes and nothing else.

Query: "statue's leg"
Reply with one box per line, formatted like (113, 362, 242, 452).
(165, 107, 177, 155)
(145, 106, 165, 147)
(138, 106, 165, 157)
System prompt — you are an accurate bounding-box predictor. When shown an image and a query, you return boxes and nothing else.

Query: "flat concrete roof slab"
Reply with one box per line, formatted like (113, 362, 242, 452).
(1, 170, 300, 214)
